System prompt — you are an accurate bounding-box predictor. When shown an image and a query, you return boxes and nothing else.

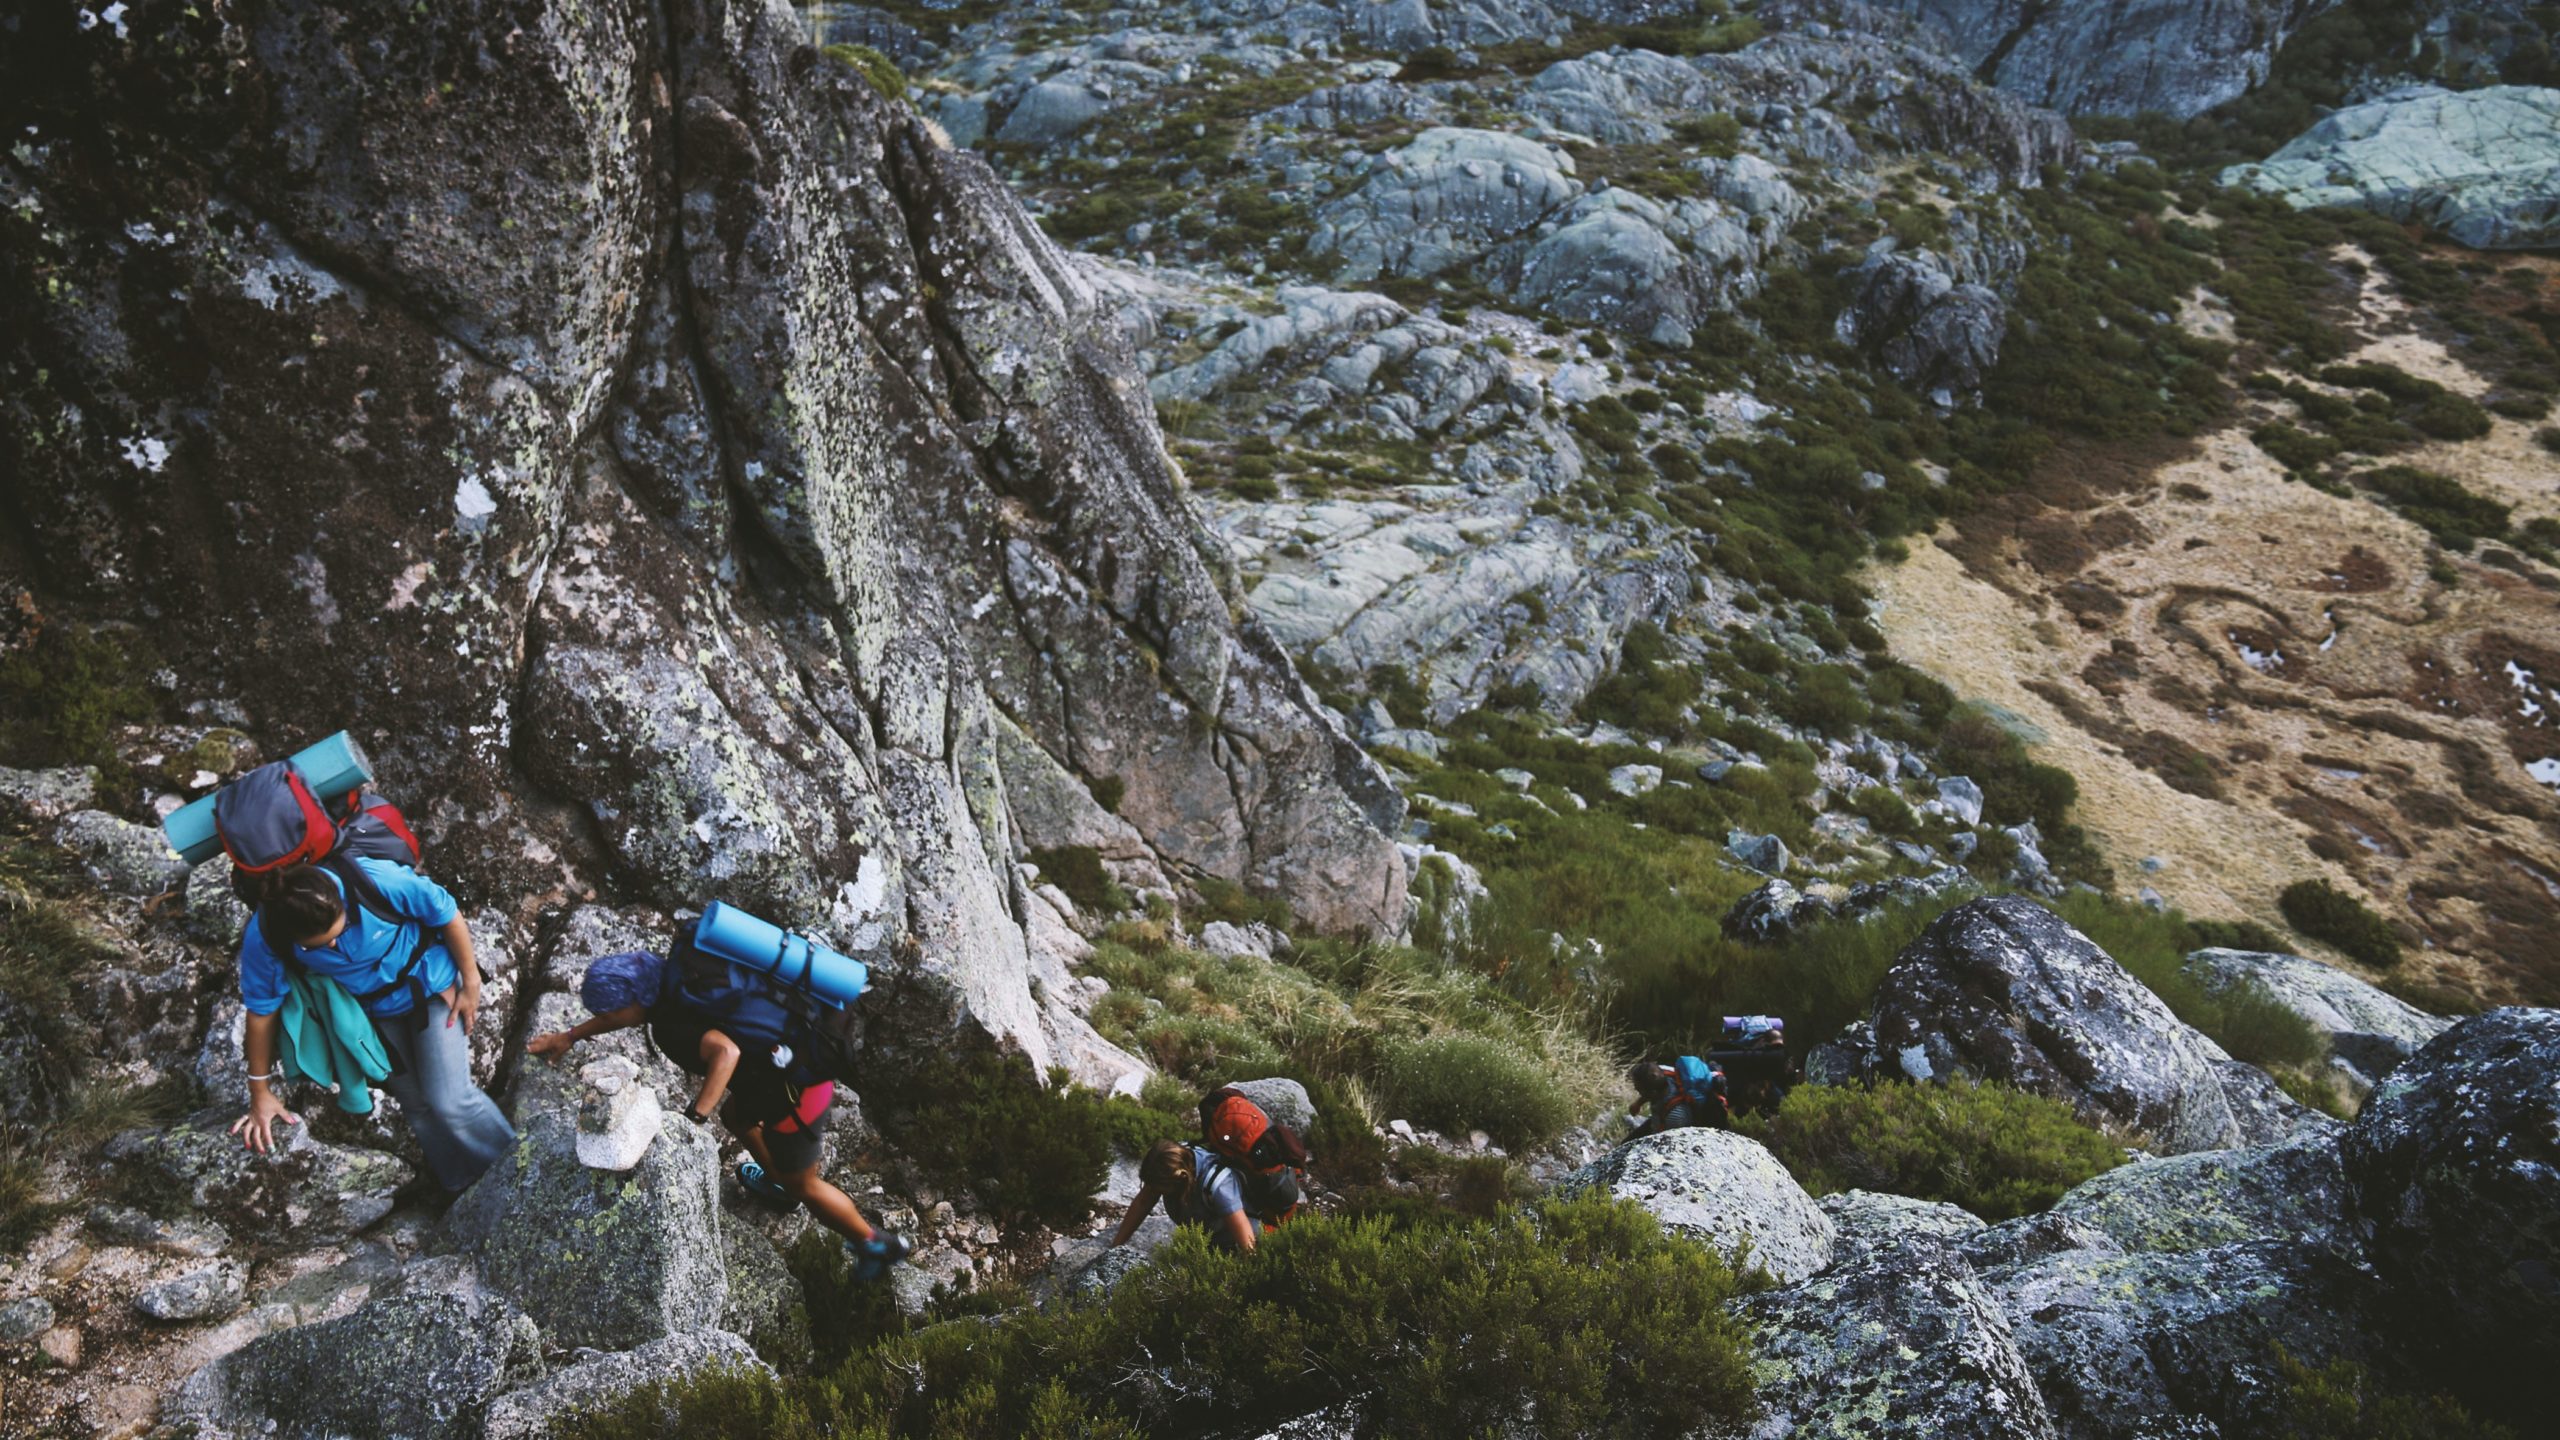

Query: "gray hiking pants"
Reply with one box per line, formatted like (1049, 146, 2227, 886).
(375, 998, 516, 1192)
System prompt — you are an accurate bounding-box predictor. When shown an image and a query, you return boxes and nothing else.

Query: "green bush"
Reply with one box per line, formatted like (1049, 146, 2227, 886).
(0, 623, 157, 780)
(2266, 1348, 2516, 1440)
(1083, 929, 1616, 1160)
(2210, 980, 2328, 1069)
(1743, 1079, 2124, 1221)
(1379, 1032, 1577, 1150)
(867, 1058, 1110, 1227)
(821, 43, 908, 102)
(2253, 421, 2341, 471)
(560, 1196, 1760, 1440)
(2280, 879, 2403, 969)
(1027, 845, 1130, 916)
(2355, 465, 2510, 550)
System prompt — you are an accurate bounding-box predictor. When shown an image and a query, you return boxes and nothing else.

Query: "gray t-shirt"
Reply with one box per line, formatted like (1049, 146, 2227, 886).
(1175, 1145, 1245, 1225)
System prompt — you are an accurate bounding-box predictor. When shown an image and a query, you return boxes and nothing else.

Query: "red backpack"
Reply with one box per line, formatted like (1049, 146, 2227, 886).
(214, 757, 424, 933)
(1199, 1086, 1310, 1226)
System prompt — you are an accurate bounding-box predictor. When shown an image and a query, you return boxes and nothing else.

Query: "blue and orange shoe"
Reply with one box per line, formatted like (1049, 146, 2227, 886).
(736, 1160, 790, 1207)
(849, 1230, 912, 1283)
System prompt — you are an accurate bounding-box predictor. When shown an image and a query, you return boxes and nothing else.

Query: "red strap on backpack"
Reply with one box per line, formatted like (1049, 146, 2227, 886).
(221, 768, 339, 876)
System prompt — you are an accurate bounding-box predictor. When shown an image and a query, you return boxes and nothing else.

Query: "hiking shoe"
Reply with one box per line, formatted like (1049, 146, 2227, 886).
(736, 1160, 790, 1207)
(848, 1230, 912, 1283)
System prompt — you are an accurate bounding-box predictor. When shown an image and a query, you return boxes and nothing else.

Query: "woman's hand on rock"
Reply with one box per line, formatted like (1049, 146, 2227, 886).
(230, 1090, 299, 1154)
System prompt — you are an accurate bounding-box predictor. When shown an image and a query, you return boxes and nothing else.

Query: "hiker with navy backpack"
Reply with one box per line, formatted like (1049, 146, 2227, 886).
(205, 743, 515, 1191)
(1627, 1055, 1731, 1136)
(1109, 1086, 1309, 1254)
(526, 904, 910, 1280)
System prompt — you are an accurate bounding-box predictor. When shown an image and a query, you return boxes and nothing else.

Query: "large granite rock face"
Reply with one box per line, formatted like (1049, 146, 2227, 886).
(167, 1259, 546, 1440)
(1836, 248, 2008, 399)
(1872, 0, 2333, 117)
(2221, 85, 2560, 249)
(2184, 947, 2450, 1091)
(0, 0, 1405, 1095)
(2341, 1008, 2560, 1410)
(1870, 898, 2314, 1154)
(1557, 1129, 1837, 1282)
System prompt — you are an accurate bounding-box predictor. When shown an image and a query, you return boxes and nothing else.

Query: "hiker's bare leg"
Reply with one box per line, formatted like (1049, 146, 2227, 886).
(690, 1031, 741, 1119)
(776, 1162, 877, 1243)
(726, 1107, 773, 1168)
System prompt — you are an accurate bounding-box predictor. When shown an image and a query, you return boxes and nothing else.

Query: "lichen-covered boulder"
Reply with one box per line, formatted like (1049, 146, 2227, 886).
(443, 1084, 727, 1351)
(2341, 1008, 2560, 1408)
(1819, 1188, 1986, 1267)
(719, 1210, 812, 1367)
(166, 1259, 544, 1440)
(2184, 947, 2450, 1091)
(0, 764, 96, 822)
(1871, 897, 2310, 1154)
(1556, 1129, 1836, 1282)
(53, 808, 189, 897)
(102, 1110, 410, 1245)
(1979, 1238, 2392, 1437)
(1835, 249, 2007, 398)
(1231, 1076, 1317, 1133)
(483, 1329, 769, 1440)
(133, 1261, 249, 1324)
(2024, 1129, 2352, 1258)
(1729, 1234, 2056, 1440)
(1722, 878, 1830, 944)
(1308, 128, 1581, 280)
(2221, 85, 2560, 249)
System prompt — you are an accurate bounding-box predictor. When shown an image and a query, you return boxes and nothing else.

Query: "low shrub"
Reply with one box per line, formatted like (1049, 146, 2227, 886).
(821, 44, 908, 102)
(559, 1196, 1761, 1440)
(866, 1057, 1110, 1227)
(1743, 1078, 2124, 1221)
(0, 623, 158, 782)
(2266, 1348, 2516, 1440)
(1084, 932, 1616, 1159)
(2356, 464, 2510, 550)
(1027, 844, 1130, 916)
(2279, 879, 2403, 969)
(2210, 980, 2328, 1069)
(1379, 1031, 1577, 1150)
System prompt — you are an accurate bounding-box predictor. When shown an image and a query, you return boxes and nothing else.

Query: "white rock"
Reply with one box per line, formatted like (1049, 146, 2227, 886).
(575, 1055, 664, 1172)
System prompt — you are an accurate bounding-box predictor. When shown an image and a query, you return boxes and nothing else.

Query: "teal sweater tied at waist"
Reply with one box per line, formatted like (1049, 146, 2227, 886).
(275, 968, 393, 1114)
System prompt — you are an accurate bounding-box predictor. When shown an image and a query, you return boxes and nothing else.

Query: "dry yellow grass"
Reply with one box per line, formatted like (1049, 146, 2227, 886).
(1875, 409, 2560, 1001)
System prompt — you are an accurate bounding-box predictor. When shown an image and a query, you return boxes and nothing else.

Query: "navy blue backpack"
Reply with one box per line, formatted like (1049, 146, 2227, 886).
(662, 920, 858, 1086)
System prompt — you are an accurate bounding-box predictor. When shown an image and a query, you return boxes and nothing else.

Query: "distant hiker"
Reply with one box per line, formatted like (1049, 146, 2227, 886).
(1710, 1014, 1792, 1117)
(1627, 1055, 1729, 1136)
(1110, 1086, 1309, 1253)
(526, 914, 909, 1279)
(230, 860, 516, 1191)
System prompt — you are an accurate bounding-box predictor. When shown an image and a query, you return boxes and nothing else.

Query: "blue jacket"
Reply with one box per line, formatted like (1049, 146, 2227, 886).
(238, 858, 460, 1019)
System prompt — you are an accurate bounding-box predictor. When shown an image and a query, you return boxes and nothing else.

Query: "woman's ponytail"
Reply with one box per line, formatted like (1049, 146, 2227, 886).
(1141, 1138, 1197, 1207)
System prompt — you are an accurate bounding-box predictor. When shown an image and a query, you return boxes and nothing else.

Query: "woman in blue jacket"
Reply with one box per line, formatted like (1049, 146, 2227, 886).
(229, 861, 514, 1191)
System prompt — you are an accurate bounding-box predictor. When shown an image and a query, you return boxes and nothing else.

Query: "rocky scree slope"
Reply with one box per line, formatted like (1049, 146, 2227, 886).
(0, 0, 1409, 1088)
